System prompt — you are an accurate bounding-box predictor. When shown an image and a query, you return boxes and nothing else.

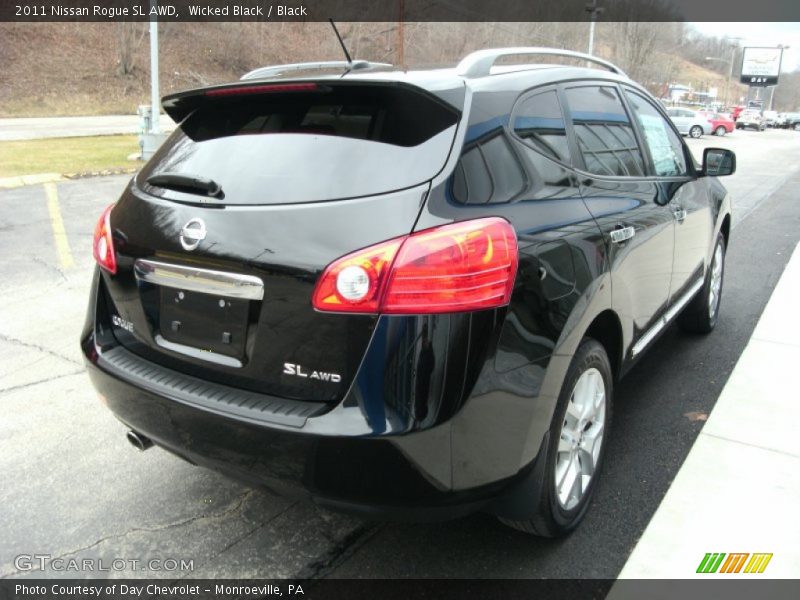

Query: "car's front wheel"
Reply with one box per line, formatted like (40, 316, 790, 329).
(689, 125, 703, 138)
(498, 338, 612, 536)
(679, 233, 726, 334)
(715, 126, 727, 136)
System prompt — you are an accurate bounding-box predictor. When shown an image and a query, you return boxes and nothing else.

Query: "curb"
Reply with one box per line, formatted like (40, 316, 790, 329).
(614, 242, 800, 580)
(63, 167, 139, 180)
(0, 173, 63, 189)
(0, 167, 138, 189)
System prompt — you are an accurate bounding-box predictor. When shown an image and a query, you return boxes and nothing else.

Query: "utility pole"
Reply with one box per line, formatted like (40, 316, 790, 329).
(139, 0, 167, 159)
(149, 0, 160, 135)
(396, 0, 404, 69)
(585, 0, 603, 56)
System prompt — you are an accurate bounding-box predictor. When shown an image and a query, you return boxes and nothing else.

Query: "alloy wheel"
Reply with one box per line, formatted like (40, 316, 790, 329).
(708, 242, 724, 318)
(555, 367, 606, 511)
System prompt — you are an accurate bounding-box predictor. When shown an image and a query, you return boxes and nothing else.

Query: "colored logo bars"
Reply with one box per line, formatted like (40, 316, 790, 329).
(697, 553, 773, 574)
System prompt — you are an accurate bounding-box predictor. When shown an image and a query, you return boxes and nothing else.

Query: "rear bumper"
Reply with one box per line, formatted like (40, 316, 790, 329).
(83, 347, 518, 519)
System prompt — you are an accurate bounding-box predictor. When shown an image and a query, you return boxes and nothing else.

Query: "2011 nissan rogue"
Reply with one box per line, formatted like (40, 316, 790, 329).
(81, 48, 735, 536)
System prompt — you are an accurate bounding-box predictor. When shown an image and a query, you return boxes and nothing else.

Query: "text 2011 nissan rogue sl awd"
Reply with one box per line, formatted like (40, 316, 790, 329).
(81, 48, 735, 536)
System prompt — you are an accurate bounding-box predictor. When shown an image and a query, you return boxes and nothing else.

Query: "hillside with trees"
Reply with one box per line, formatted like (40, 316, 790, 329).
(2, 21, 796, 117)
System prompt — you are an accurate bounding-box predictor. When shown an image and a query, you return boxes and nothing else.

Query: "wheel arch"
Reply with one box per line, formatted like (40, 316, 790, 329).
(720, 213, 731, 248)
(584, 309, 623, 381)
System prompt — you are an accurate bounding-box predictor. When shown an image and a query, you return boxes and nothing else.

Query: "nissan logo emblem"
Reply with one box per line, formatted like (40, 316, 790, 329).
(179, 218, 206, 251)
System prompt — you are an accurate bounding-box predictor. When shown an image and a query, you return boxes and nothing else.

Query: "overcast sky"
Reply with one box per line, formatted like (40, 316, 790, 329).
(690, 22, 800, 72)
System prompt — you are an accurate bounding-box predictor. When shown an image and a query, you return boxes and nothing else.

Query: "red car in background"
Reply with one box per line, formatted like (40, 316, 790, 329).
(699, 111, 735, 136)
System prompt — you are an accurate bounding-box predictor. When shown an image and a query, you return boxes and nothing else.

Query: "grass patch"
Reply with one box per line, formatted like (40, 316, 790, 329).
(0, 135, 140, 178)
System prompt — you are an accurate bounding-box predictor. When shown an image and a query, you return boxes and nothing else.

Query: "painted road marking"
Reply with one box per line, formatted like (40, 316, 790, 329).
(44, 181, 74, 269)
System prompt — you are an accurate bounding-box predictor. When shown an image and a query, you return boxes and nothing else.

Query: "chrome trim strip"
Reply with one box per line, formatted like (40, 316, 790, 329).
(134, 259, 264, 301)
(154, 335, 243, 368)
(631, 278, 705, 357)
(664, 278, 705, 323)
(631, 319, 665, 358)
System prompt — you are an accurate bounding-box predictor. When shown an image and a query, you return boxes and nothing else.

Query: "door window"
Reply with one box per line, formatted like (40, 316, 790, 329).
(564, 86, 646, 177)
(624, 90, 688, 176)
(511, 89, 572, 163)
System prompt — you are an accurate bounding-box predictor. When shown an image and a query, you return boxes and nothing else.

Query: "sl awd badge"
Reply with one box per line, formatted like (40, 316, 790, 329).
(283, 363, 341, 383)
(111, 314, 134, 333)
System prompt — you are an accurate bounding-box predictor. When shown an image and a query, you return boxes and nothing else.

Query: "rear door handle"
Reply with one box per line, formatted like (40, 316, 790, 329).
(609, 226, 635, 244)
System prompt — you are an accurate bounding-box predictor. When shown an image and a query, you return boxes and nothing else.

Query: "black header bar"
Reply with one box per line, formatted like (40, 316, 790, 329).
(2, 0, 800, 22)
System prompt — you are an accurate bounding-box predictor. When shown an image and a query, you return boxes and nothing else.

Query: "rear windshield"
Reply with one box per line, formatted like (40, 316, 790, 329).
(139, 84, 460, 205)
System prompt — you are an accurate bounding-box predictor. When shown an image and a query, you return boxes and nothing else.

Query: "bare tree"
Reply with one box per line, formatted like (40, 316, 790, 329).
(607, 21, 661, 83)
(772, 72, 800, 112)
(116, 22, 146, 76)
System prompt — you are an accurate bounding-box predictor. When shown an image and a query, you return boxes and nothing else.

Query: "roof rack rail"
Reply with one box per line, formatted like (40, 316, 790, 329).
(456, 47, 627, 79)
(241, 60, 393, 80)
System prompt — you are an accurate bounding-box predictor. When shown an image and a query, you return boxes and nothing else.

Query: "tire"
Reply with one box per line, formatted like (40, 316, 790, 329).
(678, 233, 726, 334)
(498, 338, 613, 536)
(715, 126, 727, 137)
(793, 123, 800, 131)
(689, 125, 703, 138)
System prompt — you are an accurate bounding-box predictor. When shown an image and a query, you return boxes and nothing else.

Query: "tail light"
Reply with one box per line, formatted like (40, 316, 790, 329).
(93, 204, 117, 274)
(312, 217, 518, 314)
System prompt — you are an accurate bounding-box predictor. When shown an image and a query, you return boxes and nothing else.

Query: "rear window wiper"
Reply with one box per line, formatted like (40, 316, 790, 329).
(146, 172, 223, 198)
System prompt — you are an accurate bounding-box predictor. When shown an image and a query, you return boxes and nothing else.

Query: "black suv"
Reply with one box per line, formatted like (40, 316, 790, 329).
(82, 48, 734, 536)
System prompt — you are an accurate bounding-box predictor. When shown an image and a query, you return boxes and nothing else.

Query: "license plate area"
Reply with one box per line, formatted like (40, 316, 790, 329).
(159, 288, 249, 361)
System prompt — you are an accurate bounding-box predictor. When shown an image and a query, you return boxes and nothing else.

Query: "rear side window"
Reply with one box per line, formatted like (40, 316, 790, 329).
(452, 132, 526, 205)
(512, 90, 572, 163)
(140, 84, 460, 205)
(565, 85, 645, 177)
(624, 90, 688, 177)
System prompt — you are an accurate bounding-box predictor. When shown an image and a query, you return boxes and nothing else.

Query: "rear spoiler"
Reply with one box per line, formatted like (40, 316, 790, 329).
(161, 81, 331, 123)
(161, 79, 464, 124)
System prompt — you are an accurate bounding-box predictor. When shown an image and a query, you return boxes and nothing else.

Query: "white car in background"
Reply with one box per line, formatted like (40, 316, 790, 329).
(665, 107, 712, 138)
(736, 109, 766, 131)
(762, 110, 781, 127)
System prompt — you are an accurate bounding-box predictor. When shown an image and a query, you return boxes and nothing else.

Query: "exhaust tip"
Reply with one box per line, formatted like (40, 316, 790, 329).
(126, 430, 154, 451)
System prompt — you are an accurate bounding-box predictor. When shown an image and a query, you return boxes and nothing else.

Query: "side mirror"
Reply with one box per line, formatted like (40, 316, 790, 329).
(702, 148, 736, 177)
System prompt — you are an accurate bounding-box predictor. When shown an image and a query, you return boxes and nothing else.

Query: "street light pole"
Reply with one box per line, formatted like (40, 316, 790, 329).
(705, 38, 740, 108)
(769, 45, 789, 111)
(585, 1, 603, 56)
(723, 46, 735, 107)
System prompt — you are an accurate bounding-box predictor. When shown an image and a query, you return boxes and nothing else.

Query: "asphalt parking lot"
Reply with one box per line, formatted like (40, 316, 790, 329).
(1, 128, 799, 579)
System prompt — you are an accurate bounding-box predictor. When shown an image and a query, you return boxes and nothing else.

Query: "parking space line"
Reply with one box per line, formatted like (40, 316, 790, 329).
(44, 181, 74, 269)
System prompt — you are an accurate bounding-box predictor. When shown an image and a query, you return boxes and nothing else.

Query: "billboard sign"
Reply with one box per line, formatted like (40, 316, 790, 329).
(740, 47, 783, 86)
